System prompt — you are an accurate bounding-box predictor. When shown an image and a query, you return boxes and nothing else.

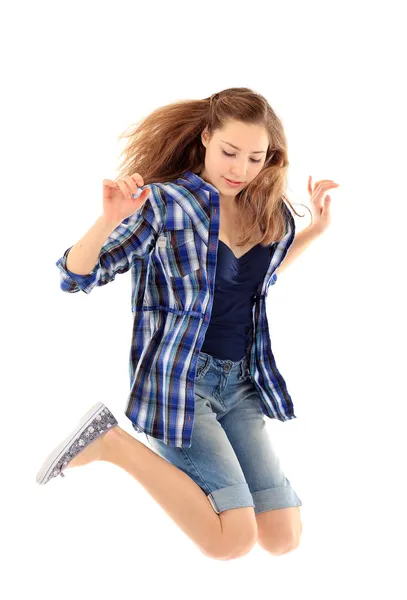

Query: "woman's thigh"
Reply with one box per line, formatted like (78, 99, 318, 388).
(145, 367, 255, 514)
(218, 377, 302, 515)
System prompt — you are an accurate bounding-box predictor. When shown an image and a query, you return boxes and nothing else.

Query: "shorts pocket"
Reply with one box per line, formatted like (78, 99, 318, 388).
(238, 364, 252, 382)
(195, 354, 211, 381)
(158, 228, 200, 278)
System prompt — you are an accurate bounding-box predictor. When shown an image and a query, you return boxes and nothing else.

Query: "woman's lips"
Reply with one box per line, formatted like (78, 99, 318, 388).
(224, 177, 243, 187)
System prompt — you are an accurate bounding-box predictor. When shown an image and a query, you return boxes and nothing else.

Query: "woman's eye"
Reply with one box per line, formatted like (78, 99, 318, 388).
(221, 150, 261, 164)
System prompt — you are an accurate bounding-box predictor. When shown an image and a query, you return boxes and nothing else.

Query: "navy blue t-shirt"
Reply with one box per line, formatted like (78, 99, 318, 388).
(201, 239, 271, 361)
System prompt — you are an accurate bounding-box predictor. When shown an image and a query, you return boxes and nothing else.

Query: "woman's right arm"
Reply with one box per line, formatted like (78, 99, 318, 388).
(57, 174, 167, 294)
(65, 215, 121, 275)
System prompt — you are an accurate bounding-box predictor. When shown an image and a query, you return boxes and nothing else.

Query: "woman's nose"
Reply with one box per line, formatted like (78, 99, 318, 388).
(231, 163, 248, 179)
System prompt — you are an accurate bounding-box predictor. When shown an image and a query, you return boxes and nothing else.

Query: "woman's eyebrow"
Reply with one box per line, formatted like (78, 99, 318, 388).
(220, 140, 266, 154)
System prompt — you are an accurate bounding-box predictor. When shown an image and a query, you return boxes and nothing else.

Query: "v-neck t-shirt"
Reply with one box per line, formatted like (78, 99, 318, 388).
(200, 239, 271, 361)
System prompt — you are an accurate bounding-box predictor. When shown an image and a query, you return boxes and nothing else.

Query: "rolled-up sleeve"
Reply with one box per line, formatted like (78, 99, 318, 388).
(56, 184, 167, 294)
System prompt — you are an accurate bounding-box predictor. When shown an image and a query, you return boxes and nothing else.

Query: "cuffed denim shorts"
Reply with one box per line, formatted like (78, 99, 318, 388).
(145, 351, 302, 515)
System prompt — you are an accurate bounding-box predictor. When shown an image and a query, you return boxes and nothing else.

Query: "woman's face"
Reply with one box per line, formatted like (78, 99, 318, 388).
(200, 119, 269, 200)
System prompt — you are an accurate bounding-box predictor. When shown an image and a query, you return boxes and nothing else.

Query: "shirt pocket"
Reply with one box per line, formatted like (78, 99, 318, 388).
(157, 228, 200, 278)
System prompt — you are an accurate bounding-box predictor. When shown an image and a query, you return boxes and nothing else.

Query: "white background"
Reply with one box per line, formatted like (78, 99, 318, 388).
(1, 0, 406, 598)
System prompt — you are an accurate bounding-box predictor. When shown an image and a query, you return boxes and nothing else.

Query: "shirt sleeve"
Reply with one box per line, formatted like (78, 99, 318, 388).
(56, 183, 167, 294)
(268, 201, 295, 286)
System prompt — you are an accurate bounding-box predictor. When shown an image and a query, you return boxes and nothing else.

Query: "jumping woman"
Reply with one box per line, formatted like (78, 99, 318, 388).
(36, 87, 339, 561)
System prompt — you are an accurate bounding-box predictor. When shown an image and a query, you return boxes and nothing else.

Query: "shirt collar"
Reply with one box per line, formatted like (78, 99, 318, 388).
(176, 171, 219, 194)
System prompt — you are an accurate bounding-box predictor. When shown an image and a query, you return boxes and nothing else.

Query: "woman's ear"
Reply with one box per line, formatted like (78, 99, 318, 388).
(201, 127, 209, 148)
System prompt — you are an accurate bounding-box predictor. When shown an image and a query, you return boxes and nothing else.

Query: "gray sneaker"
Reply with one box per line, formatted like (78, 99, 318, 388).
(36, 402, 118, 485)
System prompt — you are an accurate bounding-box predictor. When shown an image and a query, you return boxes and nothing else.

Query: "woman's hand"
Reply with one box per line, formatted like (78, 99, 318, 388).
(307, 176, 340, 234)
(102, 173, 150, 226)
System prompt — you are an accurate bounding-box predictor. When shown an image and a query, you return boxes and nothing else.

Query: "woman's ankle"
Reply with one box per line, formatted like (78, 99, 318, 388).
(99, 424, 127, 462)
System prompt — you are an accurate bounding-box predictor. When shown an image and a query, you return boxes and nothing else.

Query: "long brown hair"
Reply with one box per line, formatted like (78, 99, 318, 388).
(116, 87, 310, 247)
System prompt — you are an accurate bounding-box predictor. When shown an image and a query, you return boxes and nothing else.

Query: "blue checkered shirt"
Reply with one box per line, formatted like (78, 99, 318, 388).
(56, 171, 297, 447)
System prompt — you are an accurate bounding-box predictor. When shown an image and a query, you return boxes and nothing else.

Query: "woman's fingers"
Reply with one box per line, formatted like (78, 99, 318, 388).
(130, 173, 144, 187)
(309, 179, 340, 194)
(114, 174, 142, 198)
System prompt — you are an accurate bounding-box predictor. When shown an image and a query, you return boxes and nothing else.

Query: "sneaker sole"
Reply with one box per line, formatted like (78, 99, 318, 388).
(36, 401, 118, 485)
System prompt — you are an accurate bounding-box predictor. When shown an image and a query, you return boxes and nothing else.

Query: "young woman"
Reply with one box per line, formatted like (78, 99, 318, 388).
(36, 87, 339, 560)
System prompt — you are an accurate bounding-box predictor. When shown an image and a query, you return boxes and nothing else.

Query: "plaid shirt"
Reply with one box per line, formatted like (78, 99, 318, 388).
(56, 171, 297, 447)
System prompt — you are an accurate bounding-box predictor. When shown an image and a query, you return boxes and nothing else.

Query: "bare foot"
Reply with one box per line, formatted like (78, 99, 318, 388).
(66, 426, 118, 469)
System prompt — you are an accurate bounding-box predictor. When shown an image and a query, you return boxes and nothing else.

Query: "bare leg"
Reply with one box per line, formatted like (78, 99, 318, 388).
(67, 425, 256, 560)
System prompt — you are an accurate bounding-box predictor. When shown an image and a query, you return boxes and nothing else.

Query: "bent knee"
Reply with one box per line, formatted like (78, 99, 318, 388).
(202, 538, 256, 561)
(202, 506, 258, 561)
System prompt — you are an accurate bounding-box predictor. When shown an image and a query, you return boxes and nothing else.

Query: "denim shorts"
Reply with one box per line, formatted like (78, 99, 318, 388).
(145, 351, 302, 515)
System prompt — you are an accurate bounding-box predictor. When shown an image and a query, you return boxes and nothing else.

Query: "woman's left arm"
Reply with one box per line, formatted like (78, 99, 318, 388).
(275, 176, 340, 276)
(275, 224, 322, 275)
